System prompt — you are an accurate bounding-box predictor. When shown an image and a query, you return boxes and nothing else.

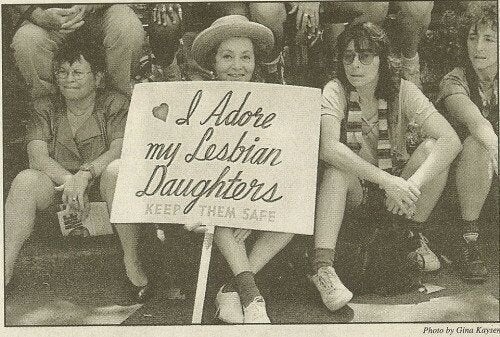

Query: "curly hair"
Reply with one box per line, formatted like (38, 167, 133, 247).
(336, 22, 401, 102)
(53, 29, 106, 75)
(460, 1, 498, 109)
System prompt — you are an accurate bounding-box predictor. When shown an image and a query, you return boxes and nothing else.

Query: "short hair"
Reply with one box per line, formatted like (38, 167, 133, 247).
(53, 30, 106, 74)
(336, 22, 401, 102)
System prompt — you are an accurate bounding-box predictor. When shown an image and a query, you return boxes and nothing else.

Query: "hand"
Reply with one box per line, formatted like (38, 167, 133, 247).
(31, 7, 74, 30)
(183, 222, 207, 234)
(288, 2, 320, 33)
(385, 196, 415, 218)
(55, 171, 92, 211)
(59, 5, 89, 33)
(381, 175, 420, 211)
(152, 3, 182, 26)
(233, 228, 252, 243)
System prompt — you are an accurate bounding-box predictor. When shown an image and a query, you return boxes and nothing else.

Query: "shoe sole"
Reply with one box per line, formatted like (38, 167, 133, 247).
(323, 291, 353, 312)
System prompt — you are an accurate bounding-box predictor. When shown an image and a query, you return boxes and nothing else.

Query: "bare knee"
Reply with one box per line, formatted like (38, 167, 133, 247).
(460, 136, 491, 165)
(393, 1, 433, 29)
(10, 169, 50, 193)
(103, 5, 145, 50)
(11, 23, 50, 54)
(249, 3, 286, 35)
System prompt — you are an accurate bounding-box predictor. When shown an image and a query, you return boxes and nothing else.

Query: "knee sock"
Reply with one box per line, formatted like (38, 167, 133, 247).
(312, 248, 335, 272)
(221, 278, 236, 293)
(234, 271, 261, 308)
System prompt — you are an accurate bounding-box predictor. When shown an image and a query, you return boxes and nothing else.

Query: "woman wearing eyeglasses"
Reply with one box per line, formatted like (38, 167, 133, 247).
(311, 22, 461, 311)
(5, 35, 151, 303)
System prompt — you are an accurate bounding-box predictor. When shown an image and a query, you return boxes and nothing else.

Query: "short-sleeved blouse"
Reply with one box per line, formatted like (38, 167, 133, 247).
(436, 67, 498, 140)
(321, 78, 437, 164)
(26, 90, 129, 173)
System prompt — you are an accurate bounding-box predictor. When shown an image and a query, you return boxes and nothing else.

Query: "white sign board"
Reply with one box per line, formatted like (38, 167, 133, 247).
(111, 82, 320, 235)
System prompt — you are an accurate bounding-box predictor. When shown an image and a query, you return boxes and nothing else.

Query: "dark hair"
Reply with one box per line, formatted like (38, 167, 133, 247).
(460, 2, 498, 109)
(336, 22, 401, 101)
(53, 30, 106, 75)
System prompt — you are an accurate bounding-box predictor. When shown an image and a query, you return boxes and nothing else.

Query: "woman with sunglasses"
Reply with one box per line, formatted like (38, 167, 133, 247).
(5, 35, 151, 302)
(436, 2, 497, 283)
(311, 22, 461, 311)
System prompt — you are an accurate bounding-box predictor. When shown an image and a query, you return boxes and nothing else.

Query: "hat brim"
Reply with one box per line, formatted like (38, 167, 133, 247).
(192, 21, 275, 68)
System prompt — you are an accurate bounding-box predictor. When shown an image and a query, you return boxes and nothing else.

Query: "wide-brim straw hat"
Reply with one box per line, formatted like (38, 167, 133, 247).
(192, 15, 275, 68)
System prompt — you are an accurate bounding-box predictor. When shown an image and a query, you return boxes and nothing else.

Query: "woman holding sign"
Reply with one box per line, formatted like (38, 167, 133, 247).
(312, 22, 461, 311)
(436, 2, 497, 283)
(190, 15, 294, 324)
(4, 35, 151, 302)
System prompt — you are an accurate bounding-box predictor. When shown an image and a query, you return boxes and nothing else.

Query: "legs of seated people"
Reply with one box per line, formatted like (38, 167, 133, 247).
(98, 5, 145, 96)
(311, 166, 357, 312)
(399, 139, 447, 272)
(314, 165, 363, 252)
(247, 231, 294, 274)
(11, 22, 66, 99)
(147, 20, 180, 69)
(12, 5, 144, 99)
(456, 136, 493, 222)
(100, 159, 148, 287)
(400, 139, 448, 223)
(391, 1, 433, 87)
(322, 2, 389, 25)
(5, 169, 57, 285)
(391, 1, 433, 60)
(214, 227, 252, 275)
(248, 3, 287, 63)
(453, 136, 491, 281)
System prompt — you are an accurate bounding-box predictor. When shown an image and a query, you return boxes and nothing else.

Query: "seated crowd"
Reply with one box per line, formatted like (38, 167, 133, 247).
(4, 2, 498, 324)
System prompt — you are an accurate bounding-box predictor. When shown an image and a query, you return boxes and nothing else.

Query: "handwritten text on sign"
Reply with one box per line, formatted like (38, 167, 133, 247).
(111, 82, 320, 235)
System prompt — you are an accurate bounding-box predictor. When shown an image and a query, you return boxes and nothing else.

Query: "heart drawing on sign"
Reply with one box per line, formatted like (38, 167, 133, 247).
(152, 103, 169, 122)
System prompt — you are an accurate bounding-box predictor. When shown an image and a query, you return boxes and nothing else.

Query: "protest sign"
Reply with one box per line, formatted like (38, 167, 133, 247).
(111, 82, 320, 235)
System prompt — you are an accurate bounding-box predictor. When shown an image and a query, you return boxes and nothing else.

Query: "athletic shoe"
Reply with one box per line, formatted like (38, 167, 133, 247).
(308, 266, 353, 312)
(215, 285, 244, 324)
(243, 296, 271, 324)
(457, 232, 488, 283)
(407, 232, 441, 272)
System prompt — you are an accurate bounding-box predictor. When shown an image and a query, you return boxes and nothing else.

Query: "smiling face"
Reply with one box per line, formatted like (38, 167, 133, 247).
(214, 37, 255, 82)
(55, 55, 102, 101)
(467, 21, 498, 73)
(343, 40, 380, 90)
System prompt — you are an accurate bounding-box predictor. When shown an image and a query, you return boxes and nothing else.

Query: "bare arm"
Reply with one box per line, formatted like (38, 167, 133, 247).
(320, 115, 420, 208)
(444, 94, 497, 169)
(409, 112, 462, 188)
(27, 140, 72, 185)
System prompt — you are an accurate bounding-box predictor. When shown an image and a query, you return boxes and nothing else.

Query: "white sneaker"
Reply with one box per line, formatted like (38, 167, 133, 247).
(215, 285, 244, 324)
(243, 296, 271, 324)
(308, 266, 353, 312)
(408, 232, 441, 272)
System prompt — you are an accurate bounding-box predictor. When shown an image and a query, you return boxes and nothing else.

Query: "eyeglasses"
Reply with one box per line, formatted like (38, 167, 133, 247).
(55, 69, 92, 81)
(342, 51, 377, 66)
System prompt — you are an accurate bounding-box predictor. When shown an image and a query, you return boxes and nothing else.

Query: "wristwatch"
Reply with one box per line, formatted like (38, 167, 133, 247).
(79, 163, 96, 181)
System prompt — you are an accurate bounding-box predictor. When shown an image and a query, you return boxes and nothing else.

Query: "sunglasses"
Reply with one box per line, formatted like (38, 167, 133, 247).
(342, 51, 377, 66)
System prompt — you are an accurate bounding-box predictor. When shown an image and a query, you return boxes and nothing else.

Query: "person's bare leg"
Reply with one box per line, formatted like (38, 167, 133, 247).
(5, 169, 56, 285)
(100, 159, 147, 287)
